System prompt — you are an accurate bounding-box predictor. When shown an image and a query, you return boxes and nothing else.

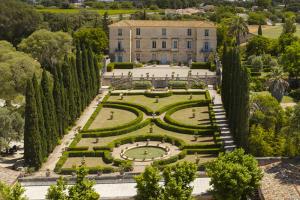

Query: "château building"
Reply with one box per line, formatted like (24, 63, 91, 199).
(109, 20, 217, 64)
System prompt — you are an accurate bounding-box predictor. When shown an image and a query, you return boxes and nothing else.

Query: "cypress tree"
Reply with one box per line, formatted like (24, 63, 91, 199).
(82, 44, 92, 102)
(258, 24, 262, 36)
(70, 56, 81, 118)
(76, 43, 86, 110)
(41, 70, 59, 153)
(32, 74, 47, 159)
(62, 56, 76, 123)
(102, 11, 109, 37)
(94, 56, 100, 94)
(24, 79, 43, 169)
(88, 46, 96, 96)
(53, 66, 64, 138)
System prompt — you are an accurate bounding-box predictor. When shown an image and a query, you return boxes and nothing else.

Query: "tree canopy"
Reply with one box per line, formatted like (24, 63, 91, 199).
(0, 0, 41, 46)
(0, 41, 42, 101)
(18, 29, 72, 71)
(206, 149, 263, 200)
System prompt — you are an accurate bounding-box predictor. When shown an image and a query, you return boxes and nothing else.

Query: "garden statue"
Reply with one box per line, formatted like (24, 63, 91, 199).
(46, 169, 50, 177)
(110, 111, 114, 120)
(194, 134, 198, 141)
(120, 93, 124, 100)
(190, 94, 193, 100)
(155, 96, 159, 103)
(192, 109, 196, 118)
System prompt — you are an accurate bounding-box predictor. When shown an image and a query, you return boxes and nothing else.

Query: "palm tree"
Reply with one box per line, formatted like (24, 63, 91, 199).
(228, 17, 249, 45)
(268, 67, 289, 102)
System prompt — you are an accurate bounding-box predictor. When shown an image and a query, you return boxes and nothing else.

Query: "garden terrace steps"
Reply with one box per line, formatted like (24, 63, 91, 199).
(208, 89, 236, 152)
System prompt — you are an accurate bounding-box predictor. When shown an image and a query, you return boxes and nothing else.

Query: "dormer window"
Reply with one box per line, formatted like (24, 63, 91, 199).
(187, 28, 192, 36)
(162, 28, 166, 36)
(205, 29, 209, 36)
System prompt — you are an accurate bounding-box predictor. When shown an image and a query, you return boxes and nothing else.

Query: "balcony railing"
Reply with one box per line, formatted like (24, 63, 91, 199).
(115, 48, 125, 52)
(200, 48, 213, 53)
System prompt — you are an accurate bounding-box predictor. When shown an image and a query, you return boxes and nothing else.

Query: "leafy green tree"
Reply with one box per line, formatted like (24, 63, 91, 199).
(74, 28, 108, 55)
(282, 17, 296, 34)
(0, 41, 42, 102)
(24, 79, 43, 169)
(267, 67, 289, 102)
(0, 181, 27, 200)
(206, 149, 263, 200)
(0, 107, 24, 152)
(256, 0, 271, 8)
(135, 166, 162, 200)
(281, 41, 300, 83)
(246, 36, 270, 56)
(162, 162, 197, 200)
(47, 165, 100, 200)
(0, 0, 41, 46)
(18, 29, 72, 71)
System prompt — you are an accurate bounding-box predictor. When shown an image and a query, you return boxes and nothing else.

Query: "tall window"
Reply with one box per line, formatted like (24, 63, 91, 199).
(187, 28, 192, 36)
(136, 40, 140, 49)
(117, 55, 123, 62)
(205, 29, 209, 36)
(118, 29, 122, 36)
(136, 28, 141, 35)
(162, 28, 166, 36)
(187, 41, 192, 49)
(173, 40, 178, 49)
(162, 41, 167, 48)
(152, 41, 157, 49)
(117, 41, 122, 50)
(204, 42, 209, 50)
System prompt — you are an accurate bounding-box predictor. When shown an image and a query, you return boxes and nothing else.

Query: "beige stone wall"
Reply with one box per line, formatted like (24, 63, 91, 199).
(109, 24, 217, 64)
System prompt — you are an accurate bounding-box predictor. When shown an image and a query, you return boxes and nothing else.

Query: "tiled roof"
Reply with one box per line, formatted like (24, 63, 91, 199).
(0, 166, 20, 186)
(109, 20, 215, 28)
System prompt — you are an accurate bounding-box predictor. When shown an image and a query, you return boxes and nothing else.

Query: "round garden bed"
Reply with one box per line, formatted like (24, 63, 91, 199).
(123, 146, 167, 160)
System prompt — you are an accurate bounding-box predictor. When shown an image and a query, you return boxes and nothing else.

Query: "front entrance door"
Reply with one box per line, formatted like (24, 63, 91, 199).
(161, 54, 167, 64)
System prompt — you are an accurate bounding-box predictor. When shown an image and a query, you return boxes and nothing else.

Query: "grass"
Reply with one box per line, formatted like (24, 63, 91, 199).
(108, 94, 205, 112)
(252, 91, 296, 104)
(249, 24, 300, 39)
(77, 125, 215, 150)
(62, 157, 113, 168)
(170, 106, 210, 126)
(88, 107, 137, 130)
(36, 8, 156, 15)
(124, 146, 166, 159)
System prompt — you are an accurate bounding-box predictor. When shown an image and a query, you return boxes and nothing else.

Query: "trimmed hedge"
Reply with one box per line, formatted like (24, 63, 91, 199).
(59, 166, 117, 175)
(82, 103, 143, 133)
(106, 101, 153, 115)
(152, 150, 187, 166)
(54, 152, 69, 173)
(168, 81, 188, 89)
(132, 81, 152, 89)
(82, 119, 151, 137)
(114, 62, 134, 69)
(67, 146, 89, 151)
(68, 150, 104, 157)
(154, 118, 214, 136)
(186, 148, 220, 155)
(144, 91, 173, 98)
(191, 62, 211, 69)
(183, 143, 221, 149)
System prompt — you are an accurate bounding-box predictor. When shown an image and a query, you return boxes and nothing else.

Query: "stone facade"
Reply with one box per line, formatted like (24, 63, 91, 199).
(109, 20, 217, 64)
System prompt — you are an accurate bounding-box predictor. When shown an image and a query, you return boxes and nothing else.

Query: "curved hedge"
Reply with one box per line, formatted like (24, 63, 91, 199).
(82, 119, 151, 137)
(154, 118, 214, 136)
(164, 101, 213, 129)
(82, 103, 143, 133)
(152, 150, 187, 166)
(106, 101, 153, 115)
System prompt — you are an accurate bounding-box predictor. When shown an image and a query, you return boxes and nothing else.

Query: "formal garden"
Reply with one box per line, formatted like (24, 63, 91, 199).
(54, 90, 222, 175)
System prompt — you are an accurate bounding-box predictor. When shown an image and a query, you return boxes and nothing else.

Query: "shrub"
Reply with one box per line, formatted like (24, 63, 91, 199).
(107, 63, 114, 72)
(191, 62, 210, 69)
(132, 81, 152, 89)
(114, 62, 134, 69)
(168, 81, 188, 89)
(144, 91, 173, 98)
(290, 89, 300, 101)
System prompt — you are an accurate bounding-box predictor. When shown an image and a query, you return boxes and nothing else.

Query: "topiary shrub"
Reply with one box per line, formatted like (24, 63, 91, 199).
(132, 81, 152, 89)
(168, 81, 188, 89)
(107, 63, 114, 72)
(114, 62, 134, 69)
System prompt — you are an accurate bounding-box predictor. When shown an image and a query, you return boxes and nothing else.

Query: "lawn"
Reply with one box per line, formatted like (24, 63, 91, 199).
(170, 106, 210, 126)
(77, 125, 215, 150)
(88, 107, 137, 130)
(62, 157, 114, 168)
(36, 8, 156, 15)
(249, 24, 300, 39)
(252, 91, 296, 103)
(124, 146, 166, 159)
(108, 94, 205, 112)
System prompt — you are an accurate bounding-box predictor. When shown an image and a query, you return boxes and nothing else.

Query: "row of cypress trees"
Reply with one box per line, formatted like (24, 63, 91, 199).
(221, 45, 250, 148)
(24, 43, 100, 169)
